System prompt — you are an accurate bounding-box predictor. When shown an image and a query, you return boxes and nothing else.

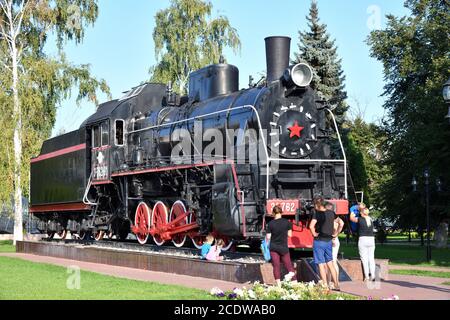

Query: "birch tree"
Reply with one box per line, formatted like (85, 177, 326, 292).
(0, 0, 110, 244)
(0, 0, 27, 244)
(150, 0, 241, 94)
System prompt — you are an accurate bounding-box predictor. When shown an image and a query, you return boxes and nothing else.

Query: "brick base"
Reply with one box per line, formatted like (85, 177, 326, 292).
(339, 259, 389, 281)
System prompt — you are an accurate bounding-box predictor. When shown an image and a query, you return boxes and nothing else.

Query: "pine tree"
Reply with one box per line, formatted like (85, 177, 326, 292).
(293, 0, 348, 126)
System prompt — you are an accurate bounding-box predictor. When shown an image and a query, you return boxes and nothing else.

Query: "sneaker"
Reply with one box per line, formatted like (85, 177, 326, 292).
(284, 272, 296, 282)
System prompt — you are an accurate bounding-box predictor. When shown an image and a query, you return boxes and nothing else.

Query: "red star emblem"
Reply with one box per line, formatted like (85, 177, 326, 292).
(288, 121, 304, 139)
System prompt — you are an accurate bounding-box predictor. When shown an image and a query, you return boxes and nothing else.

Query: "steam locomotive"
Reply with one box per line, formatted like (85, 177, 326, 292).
(30, 37, 349, 250)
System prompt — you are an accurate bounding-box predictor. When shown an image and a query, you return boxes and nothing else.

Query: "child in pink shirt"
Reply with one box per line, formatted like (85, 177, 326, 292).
(206, 239, 225, 261)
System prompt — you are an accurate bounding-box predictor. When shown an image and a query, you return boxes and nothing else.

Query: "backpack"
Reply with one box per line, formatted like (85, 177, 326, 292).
(261, 239, 271, 262)
(349, 205, 360, 234)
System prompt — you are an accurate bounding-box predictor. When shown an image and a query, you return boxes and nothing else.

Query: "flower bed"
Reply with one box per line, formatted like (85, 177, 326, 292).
(211, 281, 357, 300)
(211, 281, 400, 301)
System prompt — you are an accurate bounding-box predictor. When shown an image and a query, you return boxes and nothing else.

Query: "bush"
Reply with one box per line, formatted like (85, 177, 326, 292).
(377, 229, 387, 244)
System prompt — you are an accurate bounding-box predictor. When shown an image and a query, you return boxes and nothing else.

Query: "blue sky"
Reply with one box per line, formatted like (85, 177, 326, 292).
(51, 0, 409, 136)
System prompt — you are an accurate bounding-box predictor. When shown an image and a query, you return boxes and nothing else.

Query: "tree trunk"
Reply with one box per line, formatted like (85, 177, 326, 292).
(12, 38, 23, 245)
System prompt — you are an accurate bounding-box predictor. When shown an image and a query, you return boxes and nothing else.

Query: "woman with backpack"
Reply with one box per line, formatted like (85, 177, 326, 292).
(350, 207, 376, 282)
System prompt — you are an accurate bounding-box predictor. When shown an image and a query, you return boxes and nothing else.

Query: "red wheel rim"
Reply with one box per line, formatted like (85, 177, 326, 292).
(47, 232, 55, 240)
(169, 201, 188, 248)
(151, 201, 168, 246)
(94, 230, 104, 241)
(58, 230, 67, 240)
(134, 202, 151, 245)
(189, 213, 205, 249)
(217, 236, 234, 252)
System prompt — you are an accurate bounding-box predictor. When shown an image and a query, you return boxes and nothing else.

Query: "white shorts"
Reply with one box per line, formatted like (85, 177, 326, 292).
(332, 237, 340, 261)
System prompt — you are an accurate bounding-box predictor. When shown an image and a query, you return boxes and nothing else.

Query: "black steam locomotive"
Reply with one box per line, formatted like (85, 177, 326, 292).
(30, 37, 348, 250)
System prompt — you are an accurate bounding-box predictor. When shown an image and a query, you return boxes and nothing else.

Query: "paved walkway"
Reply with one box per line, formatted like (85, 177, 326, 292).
(340, 275, 450, 300)
(1, 253, 449, 300)
(0, 253, 241, 292)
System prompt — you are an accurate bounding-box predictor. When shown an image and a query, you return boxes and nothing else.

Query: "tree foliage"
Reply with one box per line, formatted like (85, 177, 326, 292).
(293, 0, 348, 126)
(150, 0, 241, 94)
(0, 0, 111, 207)
(344, 116, 390, 210)
(368, 0, 450, 230)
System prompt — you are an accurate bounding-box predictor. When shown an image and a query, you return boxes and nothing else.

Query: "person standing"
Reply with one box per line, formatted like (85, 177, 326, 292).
(350, 208, 376, 282)
(325, 202, 345, 284)
(310, 198, 340, 291)
(349, 203, 366, 240)
(266, 206, 296, 286)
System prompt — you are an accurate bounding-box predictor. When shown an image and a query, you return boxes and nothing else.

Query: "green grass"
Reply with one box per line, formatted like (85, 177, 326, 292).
(338, 242, 450, 267)
(442, 282, 450, 286)
(0, 256, 215, 300)
(0, 240, 15, 253)
(389, 269, 450, 279)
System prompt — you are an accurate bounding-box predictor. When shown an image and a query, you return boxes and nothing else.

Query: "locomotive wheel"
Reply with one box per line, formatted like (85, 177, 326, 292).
(57, 230, 67, 240)
(47, 232, 55, 240)
(94, 230, 105, 241)
(151, 201, 168, 246)
(118, 228, 129, 241)
(189, 214, 205, 250)
(134, 202, 151, 245)
(79, 230, 88, 240)
(217, 236, 234, 252)
(106, 230, 114, 239)
(169, 201, 188, 248)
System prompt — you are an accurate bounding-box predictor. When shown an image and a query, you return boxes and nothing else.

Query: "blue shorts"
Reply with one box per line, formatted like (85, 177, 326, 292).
(313, 240, 333, 265)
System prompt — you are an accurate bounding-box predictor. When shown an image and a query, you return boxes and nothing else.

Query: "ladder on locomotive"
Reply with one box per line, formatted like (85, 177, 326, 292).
(235, 164, 264, 237)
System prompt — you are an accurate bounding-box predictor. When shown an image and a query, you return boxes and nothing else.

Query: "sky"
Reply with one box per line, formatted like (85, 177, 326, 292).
(50, 0, 410, 137)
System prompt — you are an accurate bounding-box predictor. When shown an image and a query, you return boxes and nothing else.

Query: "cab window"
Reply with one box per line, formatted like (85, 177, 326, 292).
(101, 122, 109, 147)
(92, 126, 100, 148)
(115, 120, 125, 146)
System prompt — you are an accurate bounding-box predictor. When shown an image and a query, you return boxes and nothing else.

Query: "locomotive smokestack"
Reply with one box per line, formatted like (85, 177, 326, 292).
(265, 36, 291, 83)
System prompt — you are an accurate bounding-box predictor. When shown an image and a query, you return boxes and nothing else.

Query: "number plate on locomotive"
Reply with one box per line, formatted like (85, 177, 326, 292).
(266, 200, 300, 215)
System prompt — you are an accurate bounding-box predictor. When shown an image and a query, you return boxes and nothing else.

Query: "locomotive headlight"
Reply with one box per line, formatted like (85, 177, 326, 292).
(283, 63, 313, 88)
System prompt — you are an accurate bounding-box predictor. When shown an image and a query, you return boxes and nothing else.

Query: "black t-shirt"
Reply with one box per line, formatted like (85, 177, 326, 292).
(358, 217, 375, 237)
(312, 210, 335, 241)
(267, 218, 293, 255)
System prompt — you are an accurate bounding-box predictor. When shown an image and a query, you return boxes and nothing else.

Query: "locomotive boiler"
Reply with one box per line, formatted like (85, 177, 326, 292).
(30, 36, 349, 250)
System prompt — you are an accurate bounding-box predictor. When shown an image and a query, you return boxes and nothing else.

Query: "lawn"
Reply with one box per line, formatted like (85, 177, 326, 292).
(389, 269, 450, 279)
(0, 240, 15, 253)
(338, 242, 450, 267)
(0, 256, 214, 300)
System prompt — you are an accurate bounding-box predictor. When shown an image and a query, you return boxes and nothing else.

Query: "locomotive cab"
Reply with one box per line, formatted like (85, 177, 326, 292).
(90, 120, 111, 183)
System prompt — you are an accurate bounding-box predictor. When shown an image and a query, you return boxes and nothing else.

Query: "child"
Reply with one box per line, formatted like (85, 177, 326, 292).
(206, 239, 225, 261)
(201, 234, 214, 260)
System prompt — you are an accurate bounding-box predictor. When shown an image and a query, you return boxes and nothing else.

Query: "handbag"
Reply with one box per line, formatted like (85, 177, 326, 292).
(261, 239, 272, 262)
